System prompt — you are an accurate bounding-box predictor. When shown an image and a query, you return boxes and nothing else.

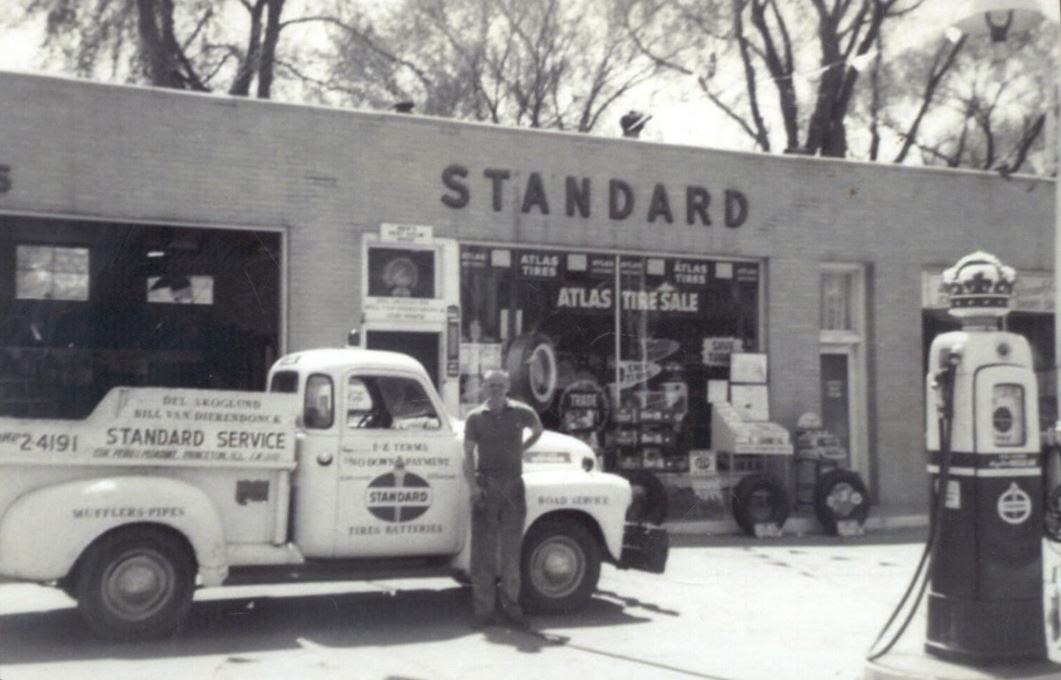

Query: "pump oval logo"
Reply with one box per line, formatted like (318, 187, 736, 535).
(365, 462, 433, 522)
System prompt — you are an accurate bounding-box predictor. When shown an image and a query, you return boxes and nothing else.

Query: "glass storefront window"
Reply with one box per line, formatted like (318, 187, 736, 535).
(459, 245, 760, 476)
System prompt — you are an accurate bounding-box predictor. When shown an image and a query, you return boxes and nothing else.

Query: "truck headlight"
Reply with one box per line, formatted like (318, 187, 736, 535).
(582, 455, 595, 472)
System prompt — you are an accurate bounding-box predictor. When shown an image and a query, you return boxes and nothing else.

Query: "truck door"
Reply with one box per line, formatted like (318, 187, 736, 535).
(290, 372, 341, 558)
(334, 372, 465, 557)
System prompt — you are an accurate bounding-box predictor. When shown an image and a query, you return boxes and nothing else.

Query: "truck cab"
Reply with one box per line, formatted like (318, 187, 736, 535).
(266, 348, 468, 559)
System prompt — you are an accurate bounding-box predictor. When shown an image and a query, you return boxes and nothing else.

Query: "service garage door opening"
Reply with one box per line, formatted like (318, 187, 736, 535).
(0, 216, 282, 418)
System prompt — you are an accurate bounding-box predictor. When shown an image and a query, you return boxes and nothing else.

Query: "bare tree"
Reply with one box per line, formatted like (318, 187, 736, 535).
(14, 0, 302, 98)
(873, 26, 1053, 175)
(323, 0, 674, 132)
(623, 0, 941, 157)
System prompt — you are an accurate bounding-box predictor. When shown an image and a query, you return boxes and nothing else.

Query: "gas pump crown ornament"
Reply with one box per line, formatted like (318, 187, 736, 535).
(940, 251, 1016, 319)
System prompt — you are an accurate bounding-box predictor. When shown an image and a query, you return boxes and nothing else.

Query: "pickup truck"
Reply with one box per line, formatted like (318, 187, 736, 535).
(0, 346, 667, 640)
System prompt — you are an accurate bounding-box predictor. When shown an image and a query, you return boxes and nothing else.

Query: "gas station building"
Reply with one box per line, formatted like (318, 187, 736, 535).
(0, 71, 1053, 519)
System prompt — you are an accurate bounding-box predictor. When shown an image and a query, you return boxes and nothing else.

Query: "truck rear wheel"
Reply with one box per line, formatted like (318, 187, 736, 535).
(75, 527, 195, 641)
(521, 519, 601, 614)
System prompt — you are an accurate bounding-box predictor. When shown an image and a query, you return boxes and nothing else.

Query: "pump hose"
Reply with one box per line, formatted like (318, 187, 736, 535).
(866, 365, 957, 662)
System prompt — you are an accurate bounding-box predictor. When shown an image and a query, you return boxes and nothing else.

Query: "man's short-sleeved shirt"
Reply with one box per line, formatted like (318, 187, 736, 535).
(464, 399, 541, 479)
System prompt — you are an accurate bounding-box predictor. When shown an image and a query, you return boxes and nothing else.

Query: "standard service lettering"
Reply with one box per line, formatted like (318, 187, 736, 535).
(105, 427, 287, 449)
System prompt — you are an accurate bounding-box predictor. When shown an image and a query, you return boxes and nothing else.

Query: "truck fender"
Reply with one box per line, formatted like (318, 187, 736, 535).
(525, 506, 623, 562)
(0, 476, 228, 586)
(523, 471, 630, 561)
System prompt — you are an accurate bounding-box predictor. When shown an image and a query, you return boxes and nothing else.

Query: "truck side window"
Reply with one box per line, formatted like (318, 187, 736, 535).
(304, 374, 334, 429)
(377, 376, 441, 431)
(344, 375, 441, 431)
(346, 377, 387, 429)
(269, 371, 299, 393)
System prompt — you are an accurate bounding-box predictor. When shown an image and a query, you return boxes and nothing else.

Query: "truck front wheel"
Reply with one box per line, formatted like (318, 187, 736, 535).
(74, 527, 195, 641)
(521, 519, 601, 614)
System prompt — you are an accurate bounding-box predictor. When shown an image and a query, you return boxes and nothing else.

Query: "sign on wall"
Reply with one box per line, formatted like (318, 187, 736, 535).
(381, 223, 433, 245)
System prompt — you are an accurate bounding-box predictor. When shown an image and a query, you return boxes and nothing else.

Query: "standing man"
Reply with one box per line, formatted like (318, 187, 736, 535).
(463, 369, 543, 629)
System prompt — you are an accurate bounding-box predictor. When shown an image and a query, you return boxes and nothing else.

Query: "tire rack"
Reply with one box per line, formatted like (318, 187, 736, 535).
(711, 401, 794, 535)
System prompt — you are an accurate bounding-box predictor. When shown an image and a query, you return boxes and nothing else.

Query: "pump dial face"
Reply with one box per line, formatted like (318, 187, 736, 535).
(991, 384, 1024, 447)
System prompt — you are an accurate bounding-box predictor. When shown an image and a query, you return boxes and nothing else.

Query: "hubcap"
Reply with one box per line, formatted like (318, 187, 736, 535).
(826, 483, 864, 517)
(530, 537, 585, 599)
(101, 549, 175, 621)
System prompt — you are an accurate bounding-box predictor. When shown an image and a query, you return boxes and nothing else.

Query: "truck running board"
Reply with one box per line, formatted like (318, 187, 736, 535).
(224, 555, 455, 586)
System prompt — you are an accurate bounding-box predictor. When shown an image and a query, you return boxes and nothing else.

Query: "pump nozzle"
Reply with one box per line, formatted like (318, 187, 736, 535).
(931, 347, 962, 419)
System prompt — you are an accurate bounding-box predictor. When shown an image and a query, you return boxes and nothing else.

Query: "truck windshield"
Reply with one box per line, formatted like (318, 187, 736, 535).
(269, 371, 299, 393)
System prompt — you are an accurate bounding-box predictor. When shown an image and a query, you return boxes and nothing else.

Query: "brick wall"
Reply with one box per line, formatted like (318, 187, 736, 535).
(0, 71, 1052, 508)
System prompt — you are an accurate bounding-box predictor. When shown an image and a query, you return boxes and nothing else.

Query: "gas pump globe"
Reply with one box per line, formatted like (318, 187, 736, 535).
(925, 251, 1045, 661)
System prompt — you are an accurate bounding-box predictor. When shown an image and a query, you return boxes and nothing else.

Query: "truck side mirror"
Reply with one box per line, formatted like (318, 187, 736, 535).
(348, 329, 360, 346)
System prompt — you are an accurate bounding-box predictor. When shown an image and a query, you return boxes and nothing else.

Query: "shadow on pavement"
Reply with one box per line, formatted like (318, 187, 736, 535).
(0, 585, 654, 664)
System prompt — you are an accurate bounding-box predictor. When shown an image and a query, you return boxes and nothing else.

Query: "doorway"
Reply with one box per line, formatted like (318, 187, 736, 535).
(365, 330, 441, 388)
(820, 352, 851, 464)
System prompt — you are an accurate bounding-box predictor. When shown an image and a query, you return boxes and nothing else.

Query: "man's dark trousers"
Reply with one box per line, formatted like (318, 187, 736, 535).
(471, 475, 526, 620)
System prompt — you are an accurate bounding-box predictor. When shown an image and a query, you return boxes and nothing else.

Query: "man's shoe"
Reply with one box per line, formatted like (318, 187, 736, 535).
(501, 612, 531, 631)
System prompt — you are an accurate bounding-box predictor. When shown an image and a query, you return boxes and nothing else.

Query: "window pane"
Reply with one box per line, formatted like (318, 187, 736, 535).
(304, 375, 334, 429)
(147, 275, 214, 305)
(51, 273, 89, 301)
(379, 377, 439, 430)
(53, 247, 89, 274)
(16, 269, 52, 299)
(269, 371, 299, 393)
(820, 272, 852, 331)
(15, 246, 90, 300)
(16, 245, 52, 271)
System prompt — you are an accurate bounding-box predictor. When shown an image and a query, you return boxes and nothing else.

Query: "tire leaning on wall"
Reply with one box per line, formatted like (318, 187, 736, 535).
(731, 473, 790, 536)
(813, 469, 870, 535)
(504, 333, 559, 412)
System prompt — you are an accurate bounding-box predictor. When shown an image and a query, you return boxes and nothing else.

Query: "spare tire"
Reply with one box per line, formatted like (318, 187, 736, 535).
(621, 470, 668, 525)
(505, 333, 559, 412)
(731, 473, 789, 537)
(814, 469, 870, 535)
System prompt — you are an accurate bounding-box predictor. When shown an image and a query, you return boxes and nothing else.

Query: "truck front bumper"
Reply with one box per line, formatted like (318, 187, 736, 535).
(618, 523, 669, 574)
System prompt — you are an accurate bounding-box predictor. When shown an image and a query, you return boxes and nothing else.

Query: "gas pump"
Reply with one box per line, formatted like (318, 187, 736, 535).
(924, 251, 1044, 662)
(1045, 428, 1061, 662)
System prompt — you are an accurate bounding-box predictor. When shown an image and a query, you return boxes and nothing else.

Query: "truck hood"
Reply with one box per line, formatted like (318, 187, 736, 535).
(451, 421, 599, 473)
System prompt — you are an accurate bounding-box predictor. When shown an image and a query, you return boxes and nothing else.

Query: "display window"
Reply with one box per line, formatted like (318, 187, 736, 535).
(459, 245, 760, 476)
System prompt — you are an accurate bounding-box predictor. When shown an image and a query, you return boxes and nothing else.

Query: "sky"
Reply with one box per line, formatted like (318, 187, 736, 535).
(0, 1, 1055, 156)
